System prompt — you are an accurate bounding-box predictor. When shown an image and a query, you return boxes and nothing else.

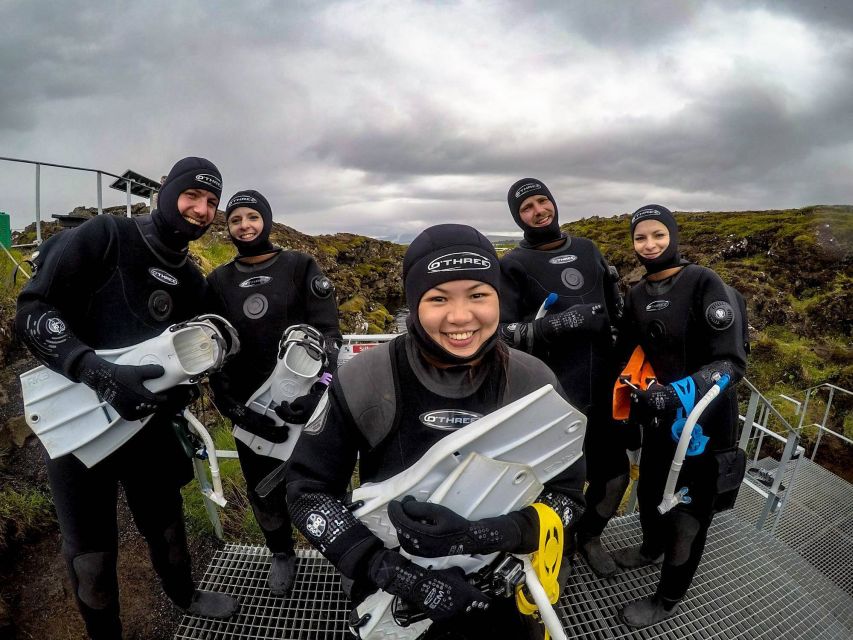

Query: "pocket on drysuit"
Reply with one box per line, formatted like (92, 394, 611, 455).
(710, 446, 746, 512)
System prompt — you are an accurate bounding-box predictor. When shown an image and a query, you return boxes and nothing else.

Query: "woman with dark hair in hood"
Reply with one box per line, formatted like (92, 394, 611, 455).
(614, 205, 748, 628)
(285, 224, 586, 638)
(206, 190, 342, 596)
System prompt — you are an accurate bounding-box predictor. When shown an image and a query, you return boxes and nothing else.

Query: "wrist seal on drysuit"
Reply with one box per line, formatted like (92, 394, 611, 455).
(388, 496, 540, 557)
(367, 549, 490, 623)
(532, 303, 608, 345)
(290, 492, 384, 583)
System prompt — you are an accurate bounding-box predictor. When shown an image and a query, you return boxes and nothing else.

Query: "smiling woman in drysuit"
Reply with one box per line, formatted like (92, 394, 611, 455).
(285, 224, 586, 639)
(205, 190, 341, 596)
(614, 204, 748, 628)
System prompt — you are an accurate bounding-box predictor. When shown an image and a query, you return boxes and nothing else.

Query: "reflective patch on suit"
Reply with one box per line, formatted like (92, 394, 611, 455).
(560, 268, 584, 290)
(706, 301, 734, 330)
(148, 289, 173, 321)
(243, 293, 269, 319)
(46, 317, 66, 334)
(311, 275, 334, 299)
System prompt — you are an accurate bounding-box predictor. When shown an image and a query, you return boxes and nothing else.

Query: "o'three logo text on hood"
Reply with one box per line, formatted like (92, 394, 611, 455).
(631, 208, 661, 226)
(227, 194, 258, 209)
(549, 254, 577, 265)
(427, 252, 491, 273)
(514, 182, 542, 200)
(195, 173, 222, 191)
(148, 267, 179, 286)
(646, 300, 670, 312)
(419, 409, 483, 431)
(239, 275, 272, 288)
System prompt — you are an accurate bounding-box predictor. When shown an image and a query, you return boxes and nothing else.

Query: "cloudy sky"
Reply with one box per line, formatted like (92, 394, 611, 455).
(1, 0, 851, 240)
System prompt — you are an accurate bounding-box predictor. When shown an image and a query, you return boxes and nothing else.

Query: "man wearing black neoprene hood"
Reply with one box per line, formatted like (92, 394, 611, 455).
(15, 156, 238, 639)
(499, 178, 629, 578)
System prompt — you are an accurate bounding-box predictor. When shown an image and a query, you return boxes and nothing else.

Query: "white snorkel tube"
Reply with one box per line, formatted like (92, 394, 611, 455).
(658, 374, 731, 515)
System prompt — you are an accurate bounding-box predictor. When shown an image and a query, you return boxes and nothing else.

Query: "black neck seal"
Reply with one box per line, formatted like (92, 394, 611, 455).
(630, 204, 681, 274)
(403, 224, 501, 366)
(507, 178, 563, 246)
(152, 156, 222, 250)
(225, 189, 277, 257)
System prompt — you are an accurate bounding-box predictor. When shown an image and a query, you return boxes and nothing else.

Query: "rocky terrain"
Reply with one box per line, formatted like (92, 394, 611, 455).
(0, 203, 850, 638)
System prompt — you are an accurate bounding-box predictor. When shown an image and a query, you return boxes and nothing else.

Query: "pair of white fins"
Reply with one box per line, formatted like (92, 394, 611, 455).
(19, 317, 325, 468)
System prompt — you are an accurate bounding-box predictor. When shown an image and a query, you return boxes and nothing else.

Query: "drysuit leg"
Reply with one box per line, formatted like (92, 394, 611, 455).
(45, 448, 122, 640)
(657, 507, 713, 602)
(235, 439, 295, 553)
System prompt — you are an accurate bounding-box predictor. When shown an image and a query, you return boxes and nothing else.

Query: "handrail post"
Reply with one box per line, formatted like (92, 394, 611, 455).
(35, 163, 42, 244)
(797, 388, 812, 431)
(126, 181, 132, 217)
(811, 387, 835, 460)
(97, 172, 103, 215)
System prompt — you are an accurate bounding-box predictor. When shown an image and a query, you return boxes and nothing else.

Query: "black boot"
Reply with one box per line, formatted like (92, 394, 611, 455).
(620, 595, 678, 628)
(612, 545, 663, 569)
(268, 552, 298, 596)
(579, 536, 618, 578)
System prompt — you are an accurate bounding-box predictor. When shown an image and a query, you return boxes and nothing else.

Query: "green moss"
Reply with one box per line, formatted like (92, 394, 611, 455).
(339, 294, 368, 314)
(0, 487, 55, 551)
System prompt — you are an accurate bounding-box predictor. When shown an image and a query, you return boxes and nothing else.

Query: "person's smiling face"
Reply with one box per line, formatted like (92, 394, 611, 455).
(633, 219, 670, 260)
(227, 207, 264, 242)
(417, 280, 499, 358)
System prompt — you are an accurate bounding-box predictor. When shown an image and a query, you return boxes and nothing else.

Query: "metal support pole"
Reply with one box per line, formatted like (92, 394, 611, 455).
(739, 391, 760, 451)
(126, 181, 132, 217)
(97, 172, 103, 215)
(35, 164, 42, 244)
(797, 388, 812, 431)
(811, 387, 835, 460)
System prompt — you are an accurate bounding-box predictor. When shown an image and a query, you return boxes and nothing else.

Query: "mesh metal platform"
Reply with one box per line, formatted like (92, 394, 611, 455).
(732, 457, 853, 629)
(175, 510, 853, 639)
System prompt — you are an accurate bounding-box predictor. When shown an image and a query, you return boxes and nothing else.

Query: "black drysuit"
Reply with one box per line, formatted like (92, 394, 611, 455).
(500, 237, 627, 539)
(285, 336, 586, 639)
(15, 214, 208, 639)
(206, 250, 341, 553)
(622, 263, 747, 602)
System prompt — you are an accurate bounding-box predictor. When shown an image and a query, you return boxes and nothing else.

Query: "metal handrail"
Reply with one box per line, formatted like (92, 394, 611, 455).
(795, 382, 853, 460)
(736, 378, 805, 534)
(0, 155, 156, 245)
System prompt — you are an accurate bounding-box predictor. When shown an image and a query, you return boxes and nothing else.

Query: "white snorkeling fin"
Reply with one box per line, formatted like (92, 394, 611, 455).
(20, 314, 239, 467)
(235, 324, 326, 461)
(351, 384, 585, 547)
(349, 385, 585, 640)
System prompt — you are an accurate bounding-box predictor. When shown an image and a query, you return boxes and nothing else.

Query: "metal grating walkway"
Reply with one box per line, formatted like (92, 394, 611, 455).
(175, 510, 853, 639)
(731, 456, 853, 630)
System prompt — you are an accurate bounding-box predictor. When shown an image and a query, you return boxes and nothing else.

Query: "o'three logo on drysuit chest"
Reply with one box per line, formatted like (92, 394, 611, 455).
(646, 300, 670, 312)
(148, 268, 179, 286)
(548, 254, 577, 265)
(239, 275, 272, 288)
(419, 410, 483, 431)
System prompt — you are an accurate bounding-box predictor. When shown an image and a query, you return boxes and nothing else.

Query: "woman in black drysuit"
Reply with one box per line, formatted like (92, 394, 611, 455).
(15, 157, 239, 639)
(499, 178, 628, 578)
(615, 204, 748, 627)
(206, 190, 341, 596)
(285, 224, 586, 639)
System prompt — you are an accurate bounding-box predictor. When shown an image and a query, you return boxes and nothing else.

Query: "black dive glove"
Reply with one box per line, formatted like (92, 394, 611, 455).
(214, 391, 279, 435)
(368, 549, 490, 622)
(76, 351, 179, 421)
(274, 377, 330, 425)
(388, 496, 539, 557)
(631, 382, 680, 416)
(533, 303, 608, 344)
